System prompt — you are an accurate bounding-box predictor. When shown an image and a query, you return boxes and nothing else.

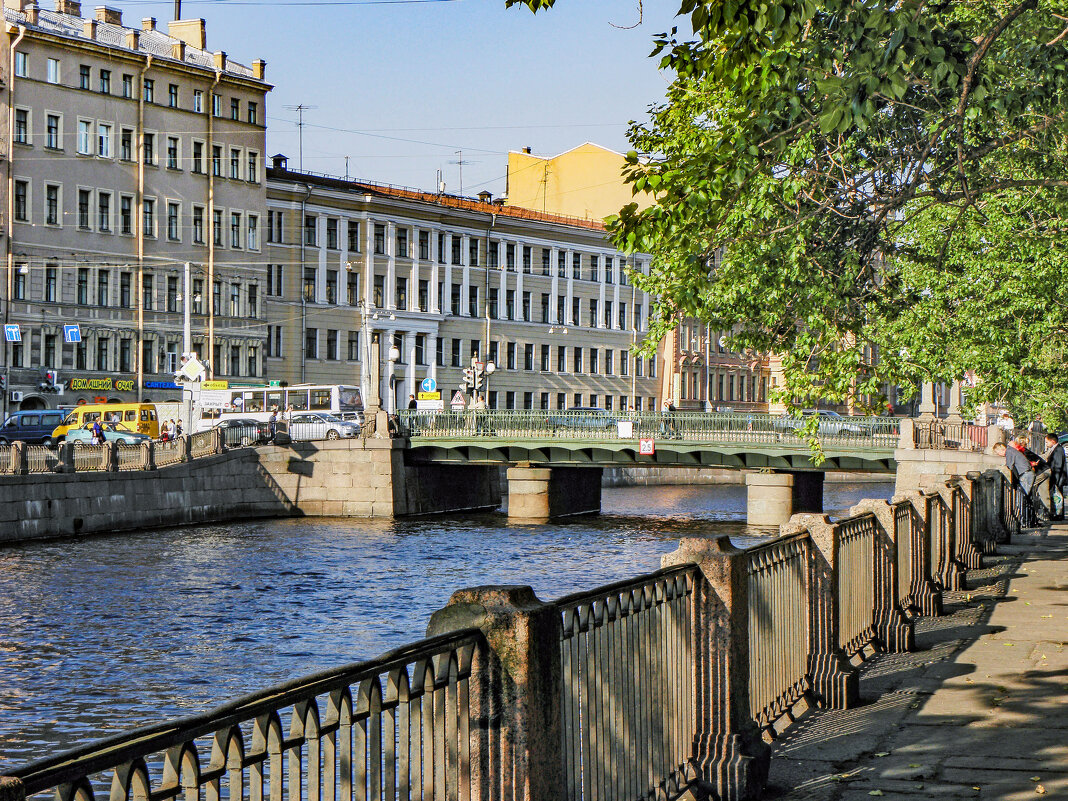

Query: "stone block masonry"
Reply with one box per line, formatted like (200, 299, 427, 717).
(0, 439, 502, 544)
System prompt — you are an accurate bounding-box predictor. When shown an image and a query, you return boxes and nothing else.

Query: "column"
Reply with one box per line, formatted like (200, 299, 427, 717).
(443, 234, 453, 315)
(515, 251, 525, 321)
(918, 381, 936, 419)
(386, 221, 397, 309)
(565, 251, 575, 325)
(549, 246, 559, 323)
(460, 234, 471, 316)
(428, 332, 438, 381)
(316, 216, 328, 304)
(406, 331, 416, 400)
(364, 217, 375, 308)
(506, 466, 602, 522)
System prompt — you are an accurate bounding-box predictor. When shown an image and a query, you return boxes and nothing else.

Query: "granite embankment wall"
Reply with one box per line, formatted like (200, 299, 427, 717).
(0, 439, 500, 544)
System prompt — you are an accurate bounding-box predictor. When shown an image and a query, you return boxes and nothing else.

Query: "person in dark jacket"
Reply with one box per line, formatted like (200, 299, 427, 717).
(1043, 432, 1067, 520)
(995, 441, 1039, 526)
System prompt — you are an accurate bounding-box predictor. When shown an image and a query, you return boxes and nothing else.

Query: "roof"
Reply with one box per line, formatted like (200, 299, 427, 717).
(267, 167, 609, 232)
(4, 8, 260, 80)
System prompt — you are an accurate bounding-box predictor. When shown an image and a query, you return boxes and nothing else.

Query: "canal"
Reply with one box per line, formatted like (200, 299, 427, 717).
(0, 481, 891, 770)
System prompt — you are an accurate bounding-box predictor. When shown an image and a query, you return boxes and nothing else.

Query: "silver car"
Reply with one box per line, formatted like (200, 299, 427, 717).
(287, 412, 360, 441)
(66, 422, 154, 445)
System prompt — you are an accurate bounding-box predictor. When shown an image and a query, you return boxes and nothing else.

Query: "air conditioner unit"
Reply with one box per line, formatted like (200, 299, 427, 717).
(9, 391, 23, 402)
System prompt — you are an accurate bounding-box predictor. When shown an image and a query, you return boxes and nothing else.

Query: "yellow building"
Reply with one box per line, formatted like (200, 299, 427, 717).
(504, 143, 653, 222)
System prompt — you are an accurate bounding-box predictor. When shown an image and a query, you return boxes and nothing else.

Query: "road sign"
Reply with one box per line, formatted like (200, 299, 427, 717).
(3, 324, 20, 343)
(198, 389, 232, 409)
(639, 438, 655, 455)
(202, 380, 229, 390)
(178, 357, 206, 382)
(417, 391, 441, 401)
(63, 324, 82, 344)
(450, 390, 467, 410)
(420, 377, 437, 393)
(617, 421, 634, 438)
(473, 361, 484, 371)
(268, 380, 281, 387)
(416, 399, 444, 411)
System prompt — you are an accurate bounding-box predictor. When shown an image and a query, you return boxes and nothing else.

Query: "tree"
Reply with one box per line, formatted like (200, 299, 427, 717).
(510, 0, 1068, 423)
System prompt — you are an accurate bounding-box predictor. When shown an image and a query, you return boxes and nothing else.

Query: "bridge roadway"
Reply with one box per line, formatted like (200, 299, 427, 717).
(396, 409, 899, 473)
(767, 524, 1068, 800)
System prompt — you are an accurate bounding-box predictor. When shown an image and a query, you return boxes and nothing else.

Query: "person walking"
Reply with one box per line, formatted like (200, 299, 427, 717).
(997, 411, 1016, 433)
(472, 393, 488, 435)
(268, 410, 278, 442)
(995, 441, 1037, 527)
(91, 420, 104, 445)
(408, 394, 418, 410)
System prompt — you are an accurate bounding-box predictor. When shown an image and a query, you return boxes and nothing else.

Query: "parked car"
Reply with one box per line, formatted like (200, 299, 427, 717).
(287, 412, 360, 441)
(65, 422, 154, 446)
(0, 410, 66, 446)
(547, 407, 616, 431)
(213, 418, 271, 446)
(776, 409, 866, 436)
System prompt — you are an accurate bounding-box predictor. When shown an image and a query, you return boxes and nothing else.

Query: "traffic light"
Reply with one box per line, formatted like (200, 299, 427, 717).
(473, 370, 484, 391)
(0, 374, 5, 391)
(462, 367, 475, 392)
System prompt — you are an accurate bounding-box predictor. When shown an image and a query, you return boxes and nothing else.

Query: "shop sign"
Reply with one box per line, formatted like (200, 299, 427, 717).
(69, 376, 136, 393)
(144, 381, 180, 390)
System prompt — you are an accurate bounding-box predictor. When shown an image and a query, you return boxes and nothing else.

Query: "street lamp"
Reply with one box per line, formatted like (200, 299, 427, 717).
(387, 342, 401, 412)
(484, 360, 496, 399)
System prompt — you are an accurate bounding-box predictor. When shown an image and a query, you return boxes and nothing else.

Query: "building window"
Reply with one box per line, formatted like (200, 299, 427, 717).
(14, 52, 26, 77)
(122, 74, 133, 98)
(14, 181, 28, 222)
(557, 345, 566, 373)
(230, 284, 240, 317)
(305, 328, 318, 359)
(45, 267, 57, 302)
(267, 326, 282, 358)
(193, 90, 203, 113)
(230, 98, 240, 120)
(167, 137, 179, 169)
(46, 58, 60, 84)
(167, 202, 180, 240)
(247, 102, 258, 125)
(327, 218, 339, 249)
(143, 132, 154, 164)
(415, 334, 426, 365)
(247, 284, 258, 318)
(326, 330, 338, 361)
(247, 215, 259, 250)
(304, 215, 317, 246)
(230, 148, 241, 179)
(78, 189, 91, 229)
(213, 281, 221, 315)
(419, 230, 430, 260)
(451, 339, 461, 367)
(192, 141, 204, 173)
(120, 272, 131, 307)
(348, 330, 360, 361)
(212, 145, 221, 176)
(213, 210, 223, 245)
(303, 268, 317, 301)
(77, 120, 92, 154)
(79, 65, 90, 90)
(230, 212, 242, 248)
(522, 246, 531, 273)
(99, 69, 111, 94)
(524, 344, 534, 371)
(167, 276, 179, 313)
(98, 192, 111, 231)
(247, 151, 258, 183)
(77, 268, 89, 304)
(13, 269, 25, 300)
(468, 286, 478, 317)
(540, 344, 550, 372)
(373, 224, 385, 254)
(348, 272, 360, 305)
(506, 342, 516, 371)
(396, 277, 408, 310)
(191, 206, 204, 244)
(45, 185, 60, 226)
(143, 198, 155, 236)
(97, 270, 110, 306)
(326, 270, 338, 304)
(120, 129, 133, 161)
(212, 93, 221, 117)
(44, 334, 56, 367)
(168, 84, 179, 107)
(452, 236, 461, 265)
(272, 211, 284, 244)
(98, 123, 112, 158)
(230, 346, 241, 376)
(267, 264, 284, 297)
(348, 220, 360, 251)
(573, 347, 583, 373)
(374, 275, 385, 307)
(247, 347, 258, 377)
(469, 239, 479, 267)
(46, 115, 60, 149)
(13, 108, 27, 144)
(119, 196, 133, 235)
(143, 79, 154, 103)
(96, 338, 109, 371)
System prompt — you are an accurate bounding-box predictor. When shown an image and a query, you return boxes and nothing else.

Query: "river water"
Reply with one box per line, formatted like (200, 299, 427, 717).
(0, 481, 890, 770)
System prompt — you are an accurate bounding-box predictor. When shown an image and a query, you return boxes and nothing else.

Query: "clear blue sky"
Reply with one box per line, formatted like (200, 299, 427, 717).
(115, 0, 680, 195)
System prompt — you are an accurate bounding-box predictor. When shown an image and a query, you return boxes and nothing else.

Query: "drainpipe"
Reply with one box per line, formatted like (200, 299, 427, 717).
(207, 70, 221, 378)
(3, 24, 27, 421)
(299, 182, 311, 383)
(136, 54, 152, 401)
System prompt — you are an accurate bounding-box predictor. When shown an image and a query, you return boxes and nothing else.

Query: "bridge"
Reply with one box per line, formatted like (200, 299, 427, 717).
(4, 468, 1059, 801)
(396, 409, 906, 524)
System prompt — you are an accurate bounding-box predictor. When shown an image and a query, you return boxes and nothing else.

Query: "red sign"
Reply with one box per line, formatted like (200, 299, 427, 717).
(639, 438, 655, 455)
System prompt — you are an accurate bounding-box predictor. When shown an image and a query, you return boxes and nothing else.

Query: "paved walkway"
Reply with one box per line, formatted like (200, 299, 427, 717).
(765, 525, 1067, 800)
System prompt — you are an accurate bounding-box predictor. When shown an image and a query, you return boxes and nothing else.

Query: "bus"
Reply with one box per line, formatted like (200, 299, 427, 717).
(194, 384, 364, 431)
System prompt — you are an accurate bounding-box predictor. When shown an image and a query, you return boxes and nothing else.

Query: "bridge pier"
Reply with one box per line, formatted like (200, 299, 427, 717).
(507, 466, 602, 522)
(746, 471, 824, 527)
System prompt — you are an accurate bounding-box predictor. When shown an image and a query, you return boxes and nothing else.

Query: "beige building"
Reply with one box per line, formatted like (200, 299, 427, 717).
(504, 142, 653, 221)
(0, 1, 270, 413)
(659, 320, 772, 412)
(266, 158, 660, 412)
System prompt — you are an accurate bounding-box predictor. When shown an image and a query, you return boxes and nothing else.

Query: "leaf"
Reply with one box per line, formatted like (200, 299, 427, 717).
(869, 792, 884, 797)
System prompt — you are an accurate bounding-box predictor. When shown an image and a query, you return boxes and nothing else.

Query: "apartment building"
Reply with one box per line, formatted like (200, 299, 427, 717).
(0, 0, 270, 413)
(659, 320, 772, 412)
(266, 158, 660, 412)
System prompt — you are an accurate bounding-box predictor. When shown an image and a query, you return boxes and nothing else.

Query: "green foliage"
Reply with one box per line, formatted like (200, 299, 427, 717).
(511, 0, 1068, 418)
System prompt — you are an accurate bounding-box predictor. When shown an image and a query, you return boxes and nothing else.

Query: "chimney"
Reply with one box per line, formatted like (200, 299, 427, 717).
(54, 0, 80, 16)
(3, 0, 28, 13)
(478, 190, 493, 203)
(212, 51, 226, 71)
(168, 18, 205, 50)
(252, 59, 266, 80)
(82, 17, 96, 38)
(124, 28, 138, 50)
(94, 5, 121, 24)
(171, 40, 185, 61)
(25, 1, 37, 23)
(141, 16, 155, 30)
(271, 154, 288, 170)
(523, 146, 532, 154)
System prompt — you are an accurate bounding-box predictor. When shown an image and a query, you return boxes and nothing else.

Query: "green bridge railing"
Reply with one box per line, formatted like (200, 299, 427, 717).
(396, 409, 901, 448)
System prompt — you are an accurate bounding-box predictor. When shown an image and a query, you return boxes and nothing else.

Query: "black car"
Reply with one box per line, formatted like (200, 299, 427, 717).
(213, 418, 271, 446)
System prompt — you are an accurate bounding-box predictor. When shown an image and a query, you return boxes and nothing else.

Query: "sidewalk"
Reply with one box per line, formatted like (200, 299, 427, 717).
(765, 525, 1068, 800)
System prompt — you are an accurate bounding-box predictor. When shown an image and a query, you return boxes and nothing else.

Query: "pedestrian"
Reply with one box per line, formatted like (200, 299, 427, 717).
(660, 399, 678, 438)
(997, 411, 1016, 433)
(268, 410, 278, 441)
(91, 420, 104, 445)
(1043, 432, 1067, 521)
(472, 393, 488, 434)
(1028, 414, 1047, 436)
(408, 394, 418, 410)
(995, 441, 1038, 527)
(174, 419, 182, 437)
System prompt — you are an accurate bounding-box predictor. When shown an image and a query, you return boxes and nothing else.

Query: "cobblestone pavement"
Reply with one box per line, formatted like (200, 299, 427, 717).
(764, 526, 1067, 800)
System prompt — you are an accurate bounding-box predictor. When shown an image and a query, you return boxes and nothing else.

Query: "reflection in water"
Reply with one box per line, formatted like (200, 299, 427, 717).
(0, 481, 889, 769)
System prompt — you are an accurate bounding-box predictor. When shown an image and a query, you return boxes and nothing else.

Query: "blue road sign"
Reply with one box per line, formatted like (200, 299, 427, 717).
(3, 324, 20, 343)
(63, 324, 82, 344)
(420, 377, 437, 393)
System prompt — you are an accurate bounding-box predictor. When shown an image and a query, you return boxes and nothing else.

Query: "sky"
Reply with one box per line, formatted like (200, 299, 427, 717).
(111, 0, 682, 196)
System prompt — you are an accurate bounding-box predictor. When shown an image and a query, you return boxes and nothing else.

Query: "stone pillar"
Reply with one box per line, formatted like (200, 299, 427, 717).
(142, 440, 156, 471)
(661, 537, 770, 800)
(506, 466, 601, 522)
(745, 471, 793, 527)
(182, 433, 193, 462)
(892, 491, 944, 616)
(11, 441, 26, 475)
(954, 475, 985, 568)
(931, 485, 967, 591)
(426, 585, 563, 801)
(984, 424, 1006, 455)
(57, 441, 75, 473)
(105, 440, 119, 471)
(917, 381, 936, 419)
(783, 514, 861, 709)
(846, 499, 915, 653)
(945, 378, 963, 423)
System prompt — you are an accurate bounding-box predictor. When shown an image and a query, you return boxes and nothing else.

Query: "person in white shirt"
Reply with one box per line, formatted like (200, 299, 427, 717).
(997, 411, 1015, 432)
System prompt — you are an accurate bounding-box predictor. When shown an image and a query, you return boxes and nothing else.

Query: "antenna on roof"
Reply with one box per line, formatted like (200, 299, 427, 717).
(449, 151, 478, 196)
(283, 103, 318, 173)
(436, 169, 445, 194)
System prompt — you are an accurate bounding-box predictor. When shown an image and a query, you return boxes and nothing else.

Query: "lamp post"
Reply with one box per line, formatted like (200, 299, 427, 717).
(387, 341, 401, 413)
(484, 360, 496, 399)
(175, 261, 203, 432)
